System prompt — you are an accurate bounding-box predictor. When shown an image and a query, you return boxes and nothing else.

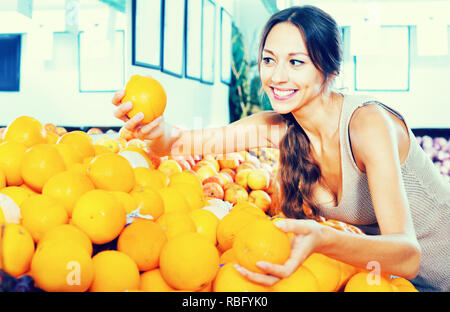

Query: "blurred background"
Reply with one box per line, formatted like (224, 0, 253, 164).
(0, 0, 448, 131)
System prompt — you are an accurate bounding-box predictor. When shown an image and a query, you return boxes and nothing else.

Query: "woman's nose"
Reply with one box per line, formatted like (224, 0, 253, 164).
(271, 63, 288, 84)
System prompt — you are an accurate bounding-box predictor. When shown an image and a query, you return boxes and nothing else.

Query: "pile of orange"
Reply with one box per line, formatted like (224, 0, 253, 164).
(0, 115, 419, 293)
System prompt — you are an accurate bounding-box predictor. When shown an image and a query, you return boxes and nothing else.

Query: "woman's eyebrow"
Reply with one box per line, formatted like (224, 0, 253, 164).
(263, 49, 308, 56)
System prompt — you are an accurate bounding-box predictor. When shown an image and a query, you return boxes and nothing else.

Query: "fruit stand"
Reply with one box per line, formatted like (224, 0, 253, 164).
(0, 114, 422, 292)
(0, 75, 433, 293)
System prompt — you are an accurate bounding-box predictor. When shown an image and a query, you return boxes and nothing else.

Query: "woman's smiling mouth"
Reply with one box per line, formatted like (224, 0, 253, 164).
(271, 87, 298, 100)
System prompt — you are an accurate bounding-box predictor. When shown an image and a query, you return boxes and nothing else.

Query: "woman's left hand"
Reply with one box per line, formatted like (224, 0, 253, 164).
(234, 218, 327, 286)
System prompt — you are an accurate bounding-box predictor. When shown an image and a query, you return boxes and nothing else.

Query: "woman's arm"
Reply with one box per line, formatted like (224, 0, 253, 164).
(319, 224, 420, 279)
(113, 89, 287, 157)
(236, 104, 421, 286)
(166, 111, 286, 157)
(339, 103, 421, 277)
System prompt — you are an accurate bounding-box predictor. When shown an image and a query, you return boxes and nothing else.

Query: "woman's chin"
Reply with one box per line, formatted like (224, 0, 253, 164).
(270, 102, 296, 115)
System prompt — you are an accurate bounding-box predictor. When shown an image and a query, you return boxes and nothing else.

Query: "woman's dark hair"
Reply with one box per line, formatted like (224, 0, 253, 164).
(258, 6, 342, 219)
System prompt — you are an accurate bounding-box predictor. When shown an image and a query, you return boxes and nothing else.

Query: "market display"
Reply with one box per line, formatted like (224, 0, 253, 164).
(0, 113, 423, 292)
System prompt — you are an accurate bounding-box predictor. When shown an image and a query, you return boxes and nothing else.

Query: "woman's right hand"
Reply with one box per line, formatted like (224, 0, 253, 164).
(112, 90, 165, 141)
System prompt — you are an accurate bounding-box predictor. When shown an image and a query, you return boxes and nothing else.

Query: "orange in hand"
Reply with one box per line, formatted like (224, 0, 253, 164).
(233, 218, 291, 274)
(123, 75, 167, 124)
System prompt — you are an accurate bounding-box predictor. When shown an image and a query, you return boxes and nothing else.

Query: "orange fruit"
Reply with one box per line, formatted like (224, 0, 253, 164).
(271, 265, 320, 292)
(56, 126, 67, 136)
(123, 75, 167, 124)
(45, 131, 59, 144)
(94, 136, 120, 153)
(0, 186, 35, 206)
(3, 116, 47, 148)
(87, 153, 136, 192)
(0, 141, 27, 186)
(111, 191, 138, 214)
(117, 219, 167, 271)
(93, 144, 112, 156)
(21, 194, 69, 242)
(216, 210, 264, 253)
(140, 269, 175, 292)
(213, 262, 270, 292)
(391, 277, 418, 292)
(21, 144, 67, 192)
(20, 183, 40, 194)
(133, 167, 166, 191)
(233, 218, 291, 274)
(302, 253, 342, 292)
(119, 126, 133, 140)
(157, 187, 190, 214)
(188, 208, 219, 245)
(0, 170, 7, 189)
(67, 162, 89, 176)
(203, 155, 221, 172)
(344, 272, 394, 292)
(129, 187, 165, 220)
(42, 170, 95, 216)
(231, 201, 267, 218)
(54, 143, 84, 167)
(90, 250, 140, 292)
(156, 211, 196, 240)
(336, 260, 358, 291)
(44, 123, 57, 134)
(126, 138, 148, 149)
(31, 239, 94, 292)
(219, 248, 237, 265)
(39, 224, 93, 256)
(2, 223, 35, 277)
(168, 170, 203, 191)
(71, 189, 126, 244)
(159, 232, 219, 290)
(57, 130, 95, 160)
(86, 127, 102, 135)
(171, 182, 206, 210)
(158, 159, 183, 177)
(83, 156, 93, 165)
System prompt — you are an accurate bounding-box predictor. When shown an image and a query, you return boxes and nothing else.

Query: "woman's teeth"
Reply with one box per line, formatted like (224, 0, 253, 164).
(272, 88, 296, 98)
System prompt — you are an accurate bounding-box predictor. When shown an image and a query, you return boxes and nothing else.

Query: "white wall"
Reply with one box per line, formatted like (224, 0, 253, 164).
(297, 0, 450, 128)
(342, 26, 450, 129)
(0, 0, 448, 129)
(127, 0, 237, 130)
(0, 0, 238, 129)
(0, 6, 127, 127)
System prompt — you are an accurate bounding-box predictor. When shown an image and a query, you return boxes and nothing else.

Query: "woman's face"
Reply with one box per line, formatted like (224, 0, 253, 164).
(260, 22, 326, 115)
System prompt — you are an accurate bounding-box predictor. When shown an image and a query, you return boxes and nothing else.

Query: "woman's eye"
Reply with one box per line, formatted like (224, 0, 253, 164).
(262, 57, 274, 64)
(290, 59, 304, 66)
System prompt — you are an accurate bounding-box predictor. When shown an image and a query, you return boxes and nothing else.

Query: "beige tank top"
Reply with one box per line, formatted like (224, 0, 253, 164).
(315, 94, 450, 292)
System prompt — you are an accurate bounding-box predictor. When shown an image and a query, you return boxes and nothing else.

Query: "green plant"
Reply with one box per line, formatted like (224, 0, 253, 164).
(228, 25, 271, 122)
